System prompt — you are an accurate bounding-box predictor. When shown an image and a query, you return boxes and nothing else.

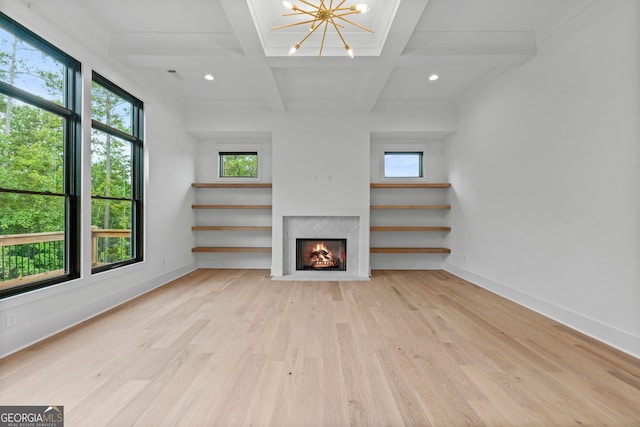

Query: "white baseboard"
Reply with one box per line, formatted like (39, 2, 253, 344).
(370, 253, 446, 270)
(195, 253, 271, 269)
(444, 262, 640, 359)
(0, 263, 196, 358)
(370, 261, 444, 270)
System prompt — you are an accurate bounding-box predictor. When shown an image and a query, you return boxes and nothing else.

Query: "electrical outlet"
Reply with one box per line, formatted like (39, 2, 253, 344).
(6, 312, 16, 328)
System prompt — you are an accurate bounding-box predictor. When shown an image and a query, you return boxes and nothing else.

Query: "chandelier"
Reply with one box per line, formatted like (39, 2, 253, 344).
(272, 0, 373, 59)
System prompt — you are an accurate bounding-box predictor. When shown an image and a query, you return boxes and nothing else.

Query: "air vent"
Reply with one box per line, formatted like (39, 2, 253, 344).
(166, 69, 184, 81)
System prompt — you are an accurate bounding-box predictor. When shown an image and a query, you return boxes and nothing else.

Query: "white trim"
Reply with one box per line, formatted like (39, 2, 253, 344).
(370, 258, 445, 270)
(444, 262, 640, 359)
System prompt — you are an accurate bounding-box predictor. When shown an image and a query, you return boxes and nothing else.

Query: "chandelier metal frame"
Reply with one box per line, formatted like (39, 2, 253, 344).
(271, 0, 373, 58)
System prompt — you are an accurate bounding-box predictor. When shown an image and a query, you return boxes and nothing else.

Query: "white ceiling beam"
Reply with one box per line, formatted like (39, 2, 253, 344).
(219, 0, 286, 113)
(354, 0, 432, 112)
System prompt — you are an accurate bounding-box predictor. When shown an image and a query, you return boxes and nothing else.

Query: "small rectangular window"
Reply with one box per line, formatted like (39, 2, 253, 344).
(219, 152, 258, 178)
(384, 152, 423, 178)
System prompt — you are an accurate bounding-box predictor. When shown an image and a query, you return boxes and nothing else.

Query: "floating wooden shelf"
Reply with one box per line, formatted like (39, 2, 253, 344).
(192, 204, 272, 209)
(370, 247, 451, 254)
(192, 183, 272, 258)
(192, 247, 272, 253)
(370, 183, 451, 188)
(370, 205, 451, 210)
(192, 183, 272, 188)
(370, 226, 451, 232)
(192, 226, 272, 231)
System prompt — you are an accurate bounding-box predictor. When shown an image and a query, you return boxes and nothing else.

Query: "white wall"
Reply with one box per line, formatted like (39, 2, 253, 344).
(273, 111, 370, 211)
(446, 0, 640, 357)
(271, 111, 371, 277)
(0, 2, 197, 357)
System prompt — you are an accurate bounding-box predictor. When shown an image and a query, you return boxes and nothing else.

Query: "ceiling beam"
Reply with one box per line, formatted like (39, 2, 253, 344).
(219, 0, 286, 113)
(354, 0, 432, 112)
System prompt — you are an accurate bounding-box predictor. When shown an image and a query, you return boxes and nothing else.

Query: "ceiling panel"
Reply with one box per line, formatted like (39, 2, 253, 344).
(378, 64, 505, 105)
(87, 0, 235, 33)
(415, 0, 585, 31)
(272, 66, 366, 107)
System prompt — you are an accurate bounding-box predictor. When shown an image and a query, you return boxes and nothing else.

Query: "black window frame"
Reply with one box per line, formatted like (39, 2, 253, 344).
(383, 151, 424, 178)
(0, 12, 81, 298)
(218, 151, 259, 179)
(90, 72, 144, 274)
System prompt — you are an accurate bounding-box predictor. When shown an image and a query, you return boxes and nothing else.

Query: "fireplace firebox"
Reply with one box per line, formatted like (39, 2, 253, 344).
(296, 239, 347, 271)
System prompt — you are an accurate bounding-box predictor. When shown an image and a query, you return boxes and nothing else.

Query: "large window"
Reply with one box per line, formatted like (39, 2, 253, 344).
(0, 12, 81, 297)
(91, 73, 143, 272)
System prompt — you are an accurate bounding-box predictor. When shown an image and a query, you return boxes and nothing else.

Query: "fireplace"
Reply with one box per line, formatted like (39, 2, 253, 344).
(280, 215, 365, 279)
(296, 238, 347, 271)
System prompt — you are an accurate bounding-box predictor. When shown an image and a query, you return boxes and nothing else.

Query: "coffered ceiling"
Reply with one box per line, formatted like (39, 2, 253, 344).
(17, 0, 594, 112)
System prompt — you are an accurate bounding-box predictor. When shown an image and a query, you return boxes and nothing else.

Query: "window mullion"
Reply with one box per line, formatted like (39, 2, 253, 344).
(91, 119, 137, 143)
(0, 81, 73, 118)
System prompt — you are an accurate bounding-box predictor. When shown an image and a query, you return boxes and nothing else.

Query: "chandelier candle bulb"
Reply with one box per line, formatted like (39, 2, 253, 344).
(346, 45, 354, 58)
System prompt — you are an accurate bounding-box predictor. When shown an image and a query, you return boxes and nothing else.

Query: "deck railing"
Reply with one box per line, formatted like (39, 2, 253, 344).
(0, 228, 131, 288)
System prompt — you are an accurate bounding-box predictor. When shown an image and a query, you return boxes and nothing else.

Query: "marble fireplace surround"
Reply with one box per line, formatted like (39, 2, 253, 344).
(280, 215, 366, 280)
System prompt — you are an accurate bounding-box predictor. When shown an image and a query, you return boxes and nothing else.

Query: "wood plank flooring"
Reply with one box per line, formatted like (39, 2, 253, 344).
(1, 269, 639, 426)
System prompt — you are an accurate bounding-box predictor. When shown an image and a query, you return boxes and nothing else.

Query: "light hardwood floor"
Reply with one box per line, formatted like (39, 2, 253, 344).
(1, 269, 639, 426)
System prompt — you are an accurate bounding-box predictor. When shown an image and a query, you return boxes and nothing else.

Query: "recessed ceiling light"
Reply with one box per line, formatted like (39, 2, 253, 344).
(204, 74, 215, 81)
(428, 74, 439, 81)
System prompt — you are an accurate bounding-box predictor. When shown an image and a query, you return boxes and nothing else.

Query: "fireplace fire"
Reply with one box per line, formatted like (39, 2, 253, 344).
(296, 239, 347, 271)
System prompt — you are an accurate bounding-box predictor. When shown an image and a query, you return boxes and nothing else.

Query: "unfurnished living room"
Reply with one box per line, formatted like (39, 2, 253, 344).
(0, 0, 639, 425)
